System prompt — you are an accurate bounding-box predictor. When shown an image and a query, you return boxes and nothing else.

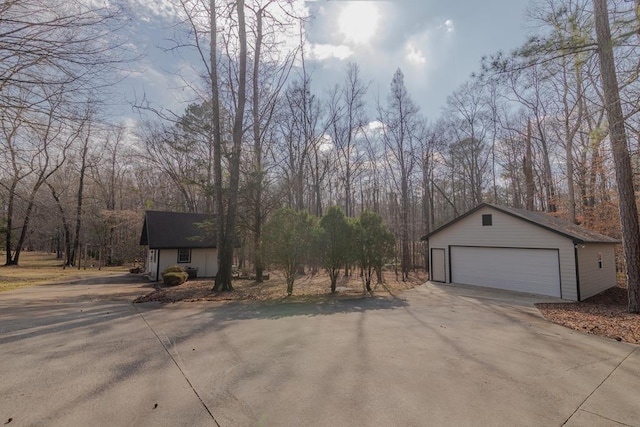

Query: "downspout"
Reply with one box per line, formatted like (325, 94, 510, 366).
(156, 249, 161, 282)
(447, 246, 452, 283)
(574, 244, 581, 301)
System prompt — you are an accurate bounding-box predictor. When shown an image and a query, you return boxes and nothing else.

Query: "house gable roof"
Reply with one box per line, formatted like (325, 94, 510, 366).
(140, 211, 215, 249)
(421, 203, 619, 244)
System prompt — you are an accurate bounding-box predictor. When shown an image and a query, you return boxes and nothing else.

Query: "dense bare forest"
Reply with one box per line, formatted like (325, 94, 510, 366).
(2, 0, 640, 309)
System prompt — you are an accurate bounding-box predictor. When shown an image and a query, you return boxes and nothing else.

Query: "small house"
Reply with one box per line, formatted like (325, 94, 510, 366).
(140, 211, 218, 281)
(422, 203, 618, 301)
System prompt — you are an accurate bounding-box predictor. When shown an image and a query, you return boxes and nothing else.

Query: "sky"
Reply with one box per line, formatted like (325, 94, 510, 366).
(117, 0, 533, 124)
(302, 0, 532, 119)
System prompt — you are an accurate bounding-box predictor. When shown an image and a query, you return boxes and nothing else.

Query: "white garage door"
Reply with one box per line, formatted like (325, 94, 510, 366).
(450, 246, 561, 297)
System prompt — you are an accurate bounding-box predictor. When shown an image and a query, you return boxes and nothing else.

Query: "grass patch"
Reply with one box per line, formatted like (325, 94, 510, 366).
(0, 251, 130, 293)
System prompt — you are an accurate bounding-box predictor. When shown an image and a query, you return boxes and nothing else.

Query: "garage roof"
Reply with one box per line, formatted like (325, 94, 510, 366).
(139, 211, 215, 249)
(422, 203, 619, 244)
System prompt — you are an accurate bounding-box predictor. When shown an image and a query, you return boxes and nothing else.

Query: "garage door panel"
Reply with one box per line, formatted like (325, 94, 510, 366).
(451, 247, 561, 297)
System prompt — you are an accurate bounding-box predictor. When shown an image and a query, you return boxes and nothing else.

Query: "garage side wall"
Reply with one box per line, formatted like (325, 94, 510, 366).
(428, 207, 578, 300)
(577, 243, 617, 300)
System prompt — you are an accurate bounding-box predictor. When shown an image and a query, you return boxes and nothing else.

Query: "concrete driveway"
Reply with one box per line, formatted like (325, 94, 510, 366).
(0, 276, 638, 426)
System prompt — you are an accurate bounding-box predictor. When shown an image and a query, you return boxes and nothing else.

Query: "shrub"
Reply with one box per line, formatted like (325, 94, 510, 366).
(163, 271, 188, 286)
(163, 265, 184, 274)
(162, 265, 188, 286)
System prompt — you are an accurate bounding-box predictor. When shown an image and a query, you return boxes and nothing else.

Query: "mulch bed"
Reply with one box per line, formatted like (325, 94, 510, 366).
(133, 270, 426, 304)
(536, 285, 640, 344)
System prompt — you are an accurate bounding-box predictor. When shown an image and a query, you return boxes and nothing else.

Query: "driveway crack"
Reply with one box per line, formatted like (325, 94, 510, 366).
(133, 304, 220, 426)
(577, 409, 633, 426)
(561, 347, 637, 426)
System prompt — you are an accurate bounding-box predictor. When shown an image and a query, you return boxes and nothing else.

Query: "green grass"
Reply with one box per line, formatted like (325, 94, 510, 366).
(0, 251, 129, 293)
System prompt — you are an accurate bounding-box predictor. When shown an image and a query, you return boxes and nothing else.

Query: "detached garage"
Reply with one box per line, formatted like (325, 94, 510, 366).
(422, 203, 618, 301)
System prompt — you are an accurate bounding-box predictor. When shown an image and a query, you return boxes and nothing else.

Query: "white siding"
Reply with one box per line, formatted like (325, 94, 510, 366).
(155, 248, 218, 281)
(431, 248, 446, 282)
(188, 248, 218, 277)
(428, 207, 578, 300)
(157, 249, 177, 281)
(577, 243, 617, 300)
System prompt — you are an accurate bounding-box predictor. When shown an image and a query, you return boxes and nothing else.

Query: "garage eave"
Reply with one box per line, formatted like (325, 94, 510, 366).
(422, 203, 619, 245)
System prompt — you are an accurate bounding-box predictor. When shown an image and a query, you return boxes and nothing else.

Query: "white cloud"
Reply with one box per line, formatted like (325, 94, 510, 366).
(441, 19, 455, 34)
(308, 43, 354, 61)
(405, 42, 426, 65)
(402, 18, 455, 68)
(129, 0, 184, 21)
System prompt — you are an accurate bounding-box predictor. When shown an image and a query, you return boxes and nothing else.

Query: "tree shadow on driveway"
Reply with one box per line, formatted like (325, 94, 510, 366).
(138, 293, 411, 323)
(0, 274, 153, 344)
(222, 295, 409, 320)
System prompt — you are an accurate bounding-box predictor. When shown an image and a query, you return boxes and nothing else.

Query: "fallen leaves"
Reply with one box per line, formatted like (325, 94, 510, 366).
(133, 270, 426, 304)
(536, 286, 640, 344)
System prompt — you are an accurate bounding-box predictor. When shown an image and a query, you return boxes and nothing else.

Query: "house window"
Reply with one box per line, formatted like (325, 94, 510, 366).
(597, 252, 603, 269)
(177, 248, 191, 263)
(482, 214, 493, 226)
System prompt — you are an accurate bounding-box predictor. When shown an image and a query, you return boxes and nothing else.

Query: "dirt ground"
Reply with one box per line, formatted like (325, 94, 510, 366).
(134, 269, 427, 304)
(536, 284, 640, 345)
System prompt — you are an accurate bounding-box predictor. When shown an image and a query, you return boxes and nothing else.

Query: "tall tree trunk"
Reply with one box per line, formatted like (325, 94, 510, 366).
(561, 51, 583, 224)
(46, 182, 73, 266)
(214, 0, 247, 292)
(252, 6, 264, 282)
(73, 136, 89, 269)
(210, 0, 227, 290)
(4, 181, 17, 265)
(593, 0, 640, 313)
(524, 120, 535, 211)
(401, 174, 410, 281)
(12, 185, 44, 265)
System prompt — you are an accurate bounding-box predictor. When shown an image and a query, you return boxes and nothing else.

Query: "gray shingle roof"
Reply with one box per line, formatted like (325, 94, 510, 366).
(422, 203, 619, 244)
(140, 211, 215, 249)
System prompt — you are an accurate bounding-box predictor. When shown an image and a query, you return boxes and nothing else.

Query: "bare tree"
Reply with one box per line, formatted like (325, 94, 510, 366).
(443, 80, 492, 210)
(593, 0, 640, 313)
(0, 0, 129, 107)
(246, 1, 297, 282)
(377, 69, 421, 281)
(277, 71, 324, 213)
(3, 88, 78, 265)
(327, 63, 369, 217)
(0, 0, 132, 266)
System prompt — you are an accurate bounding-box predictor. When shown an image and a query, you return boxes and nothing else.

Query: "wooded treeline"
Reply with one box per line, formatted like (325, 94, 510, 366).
(2, 0, 640, 307)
